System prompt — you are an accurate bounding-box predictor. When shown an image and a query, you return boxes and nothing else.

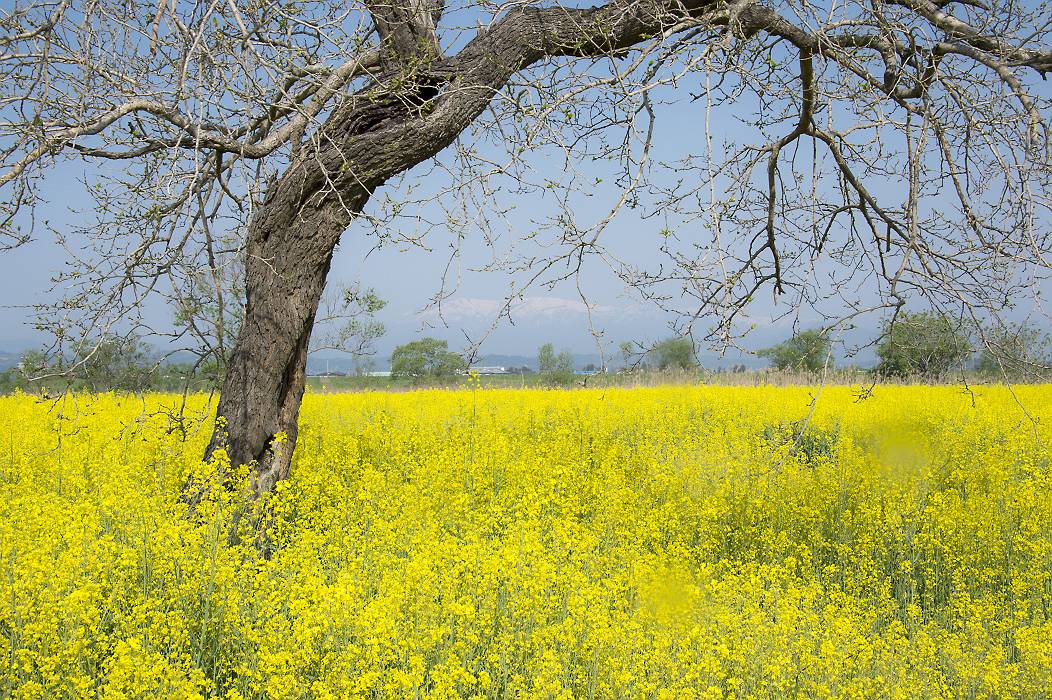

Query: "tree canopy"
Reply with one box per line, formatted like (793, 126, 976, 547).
(650, 337, 698, 371)
(390, 338, 465, 379)
(876, 312, 971, 379)
(976, 324, 1052, 381)
(758, 329, 832, 372)
(537, 343, 575, 386)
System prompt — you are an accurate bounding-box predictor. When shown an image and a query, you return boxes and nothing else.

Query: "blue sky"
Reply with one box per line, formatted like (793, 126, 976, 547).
(2, 0, 1050, 366)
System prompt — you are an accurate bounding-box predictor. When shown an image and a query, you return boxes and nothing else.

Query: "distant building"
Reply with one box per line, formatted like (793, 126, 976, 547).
(365, 371, 392, 377)
(471, 366, 507, 375)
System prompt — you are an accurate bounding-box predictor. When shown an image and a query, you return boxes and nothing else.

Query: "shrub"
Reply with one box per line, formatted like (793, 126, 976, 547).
(876, 312, 971, 379)
(758, 329, 832, 372)
(390, 337, 466, 379)
(650, 337, 698, 371)
(538, 342, 575, 386)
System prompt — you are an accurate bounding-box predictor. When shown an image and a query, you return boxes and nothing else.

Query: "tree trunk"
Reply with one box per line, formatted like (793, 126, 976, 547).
(205, 169, 371, 498)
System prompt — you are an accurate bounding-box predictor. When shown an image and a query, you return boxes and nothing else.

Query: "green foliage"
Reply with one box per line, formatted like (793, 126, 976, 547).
(876, 312, 972, 379)
(67, 336, 156, 392)
(17, 349, 50, 377)
(345, 287, 386, 315)
(976, 324, 1051, 380)
(762, 419, 840, 469)
(1, 338, 222, 394)
(317, 287, 387, 357)
(390, 338, 466, 379)
(0, 368, 16, 394)
(649, 337, 697, 371)
(758, 329, 832, 372)
(537, 343, 574, 386)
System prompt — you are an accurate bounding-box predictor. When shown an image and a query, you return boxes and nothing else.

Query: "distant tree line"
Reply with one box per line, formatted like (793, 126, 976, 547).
(0, 336, 224, 394)
(3, 287, 389, 395)
(758, 312, 1050, 381)
(5, 312, 1047, 395)
(758, 330, 832, 373)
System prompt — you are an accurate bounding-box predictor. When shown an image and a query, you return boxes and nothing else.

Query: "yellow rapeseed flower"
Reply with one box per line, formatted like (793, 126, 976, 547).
(0, 385, 1048, 697)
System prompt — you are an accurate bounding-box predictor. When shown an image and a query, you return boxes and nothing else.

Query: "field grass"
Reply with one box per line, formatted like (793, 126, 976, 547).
(1, 385, 1051, 698)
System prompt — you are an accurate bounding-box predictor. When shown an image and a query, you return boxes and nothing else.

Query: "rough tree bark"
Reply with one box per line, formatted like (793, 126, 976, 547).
(204, 181, 370, 496)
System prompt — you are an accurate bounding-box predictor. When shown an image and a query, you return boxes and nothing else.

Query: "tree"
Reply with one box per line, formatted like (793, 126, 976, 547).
(390, 338, 465, 379)
(16, 350, 50, 378)
(67, 336, 158, 392)
(876, 312, 971, 379)
(650, 337, 697, 371)
(2, 0, 1051, 497)
(6, 337, 225, 393)
(0, 368, 15, 394)
(976, 324, 1051, 381)
(538, 343, 574, 386)
(758, 329, 831, 372)
(22, 337, 156, 391)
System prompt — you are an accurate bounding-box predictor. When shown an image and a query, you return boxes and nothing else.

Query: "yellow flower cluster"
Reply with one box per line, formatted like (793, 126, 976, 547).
(1, 385, 1050, 698)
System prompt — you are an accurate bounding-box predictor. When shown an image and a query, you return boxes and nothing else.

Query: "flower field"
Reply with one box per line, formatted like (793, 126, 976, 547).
(1, 385, 1051, 699)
